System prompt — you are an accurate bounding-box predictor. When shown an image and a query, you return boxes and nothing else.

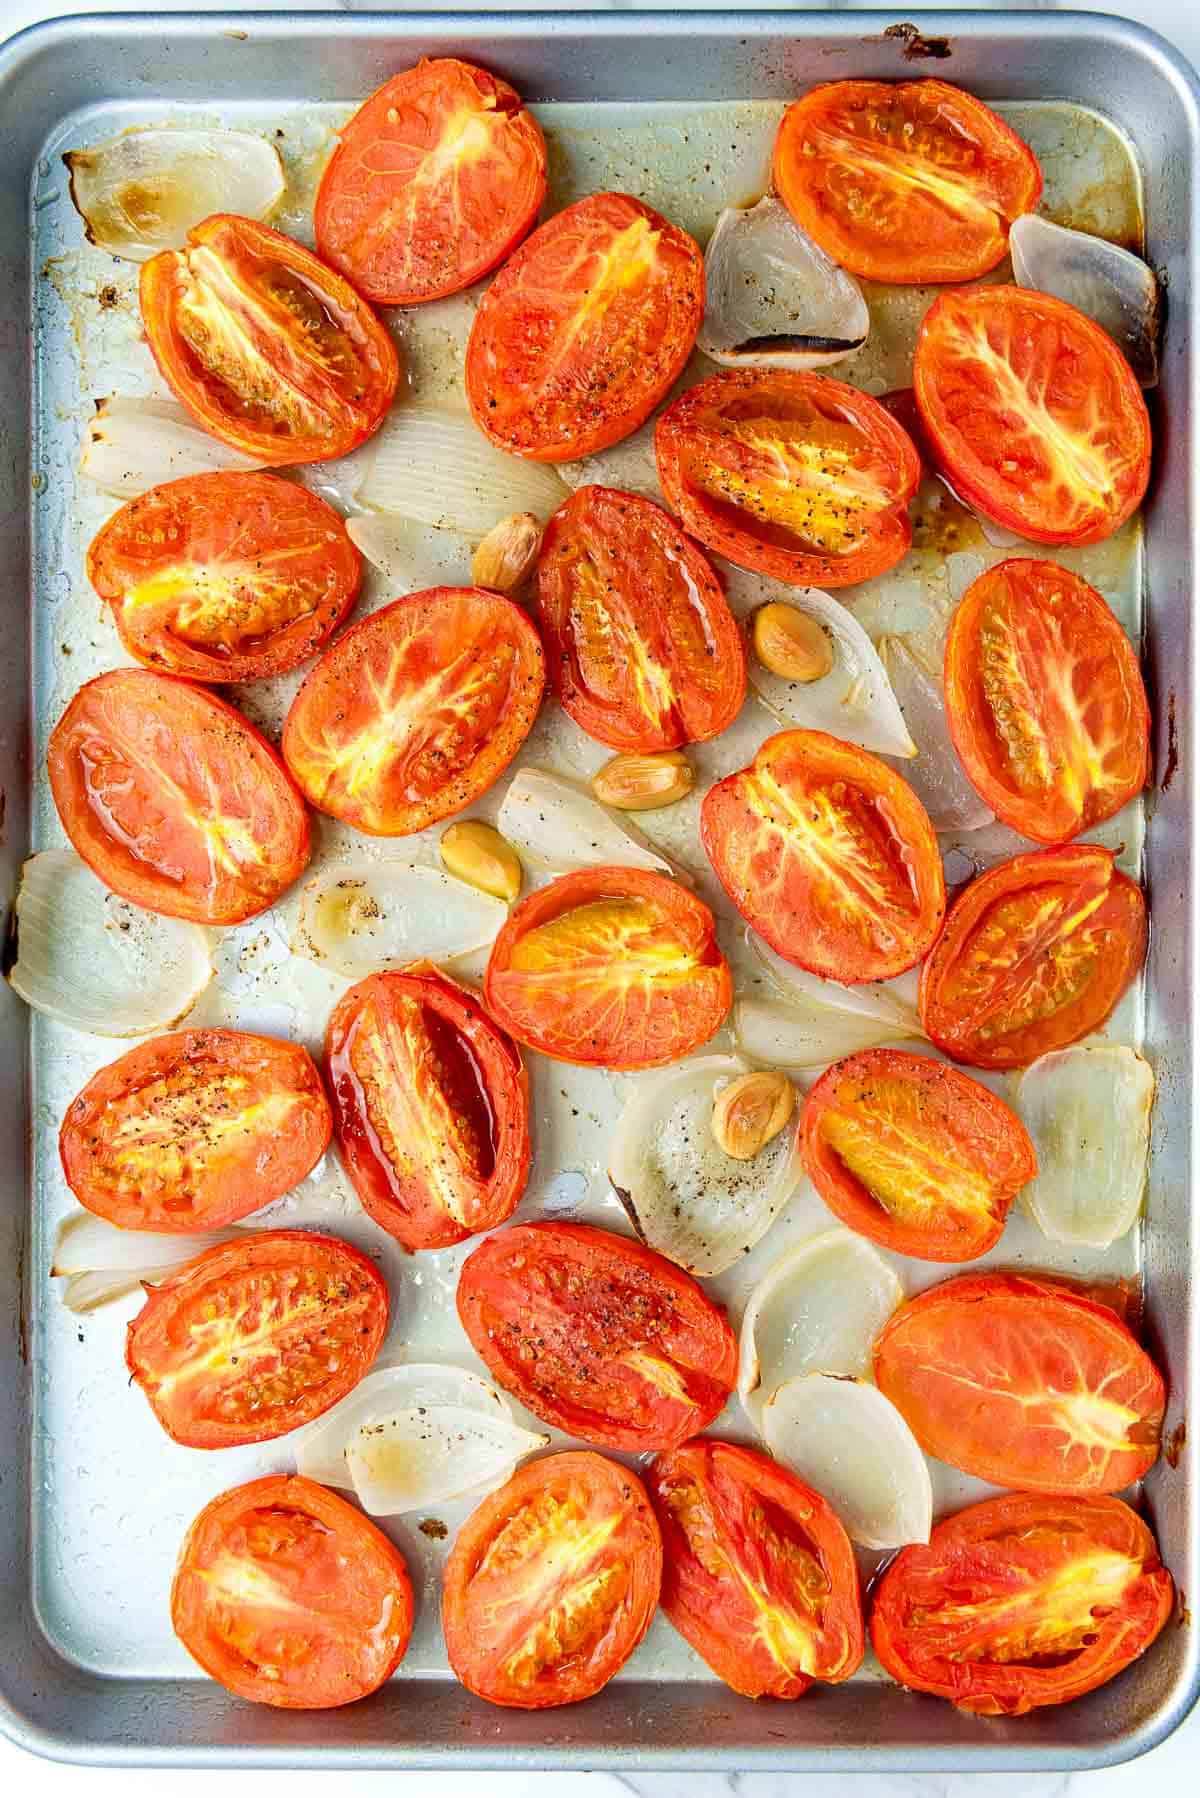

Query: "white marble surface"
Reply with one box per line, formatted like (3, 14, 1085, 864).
(1, 1, 1197, 1792)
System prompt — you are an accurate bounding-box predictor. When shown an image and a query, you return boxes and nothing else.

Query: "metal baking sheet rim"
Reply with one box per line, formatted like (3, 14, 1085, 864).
(0, 7, 1196, 1771)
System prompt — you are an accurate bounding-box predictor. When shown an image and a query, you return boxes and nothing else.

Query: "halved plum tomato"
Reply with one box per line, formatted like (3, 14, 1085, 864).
(800, 1048, 1037, 1263)
(648, 1438, 864, 1700)
(773, 79, 1042, 286)
(127, 1230, 388, 1447)
(873, 1271, 1166, 1494)
(171, 1473, 413, 1709)
(48, 668, 310, 924)
(700, 729, 945, 982)
(914, 286, 1151, 545)
(325, 965, 530, 1253)
(282, 587, 544, 835)
(314, 57, 547, 305)
(483, 865, 732, 1069)
(456, 1220, 738, 1451)
(87, 471, 362, 683)
(443, 1450, 662, 1709)
(655, 368, 921, 589)
(140, 213, 399, 465)
(535, 485, 747, 751)
(943, 558, 1150, 845)
(466, 191, 704, 461)
(60, 1028, 332, 1231)
(871, 1492, 1174, 1716)
(919, 845, 1147, 1069)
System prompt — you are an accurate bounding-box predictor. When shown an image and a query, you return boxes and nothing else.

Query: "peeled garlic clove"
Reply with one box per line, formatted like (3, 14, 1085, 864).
(1015, 1045, 1153, 1247)
(81, 395, 265, 499)
(356, 405, 567, 532)
(440, 820, 522, 903)
(711, 1069, 795, 1161)
(347, 1405, 549, 1516)
(753, 602, 835, 682)
(879, 637, 994, 833)
(763, 1374, 932, 1549)
(471, 513, 542, 594)
(738, 1228, 903, 1419)
(591, 750, 695, 811)
(699, 197, 869, 369)
(66, 128, 285, 261)
(498, 768, 679, 879)
(294, 862, 506, 978)
(52, 1210, 236, 1311)
(293, 1363, 514, 1489)
(345, 513, 472, 589)
(609, 1055, 805, 1277)
(1010, 213, 1161, 386)
(8, 849, 213, 1036)
(751, 935, 923, 1036)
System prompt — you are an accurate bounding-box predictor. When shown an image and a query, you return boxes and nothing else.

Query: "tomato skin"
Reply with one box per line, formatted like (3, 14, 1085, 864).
(483, 864, 732, 1070)
(648, 1439, 864, 1700)
(126, 1230, 388, 1448)
(443, 1450, 662, 1709)
(774, 79, 1041, 286)
(800, 1048, 1037, 1263)
(873, 1272, 1166, 1495)
(656, 368, 920, 588)
(315, 58, 546, 305)
(456, 1220, 738, 1451)
(943, 558, 1150, 845)
(325, 965, 531, 1253)
(871, 1492, 1173, 1716)
(86, 472, 362, 682)
(466, 191, 704, 462)
(60, 1028, 332, 1232)
(282, 587, 544, 836)
(701, 729, 945, 983)
(48, 669, 310, 924)
(535, 485, 747, 751)
(914, 286, 1151, 546)
(919, 845, 1147, 1069)
(140, 213, 399, 465)
(171, 1473, 413, 1708)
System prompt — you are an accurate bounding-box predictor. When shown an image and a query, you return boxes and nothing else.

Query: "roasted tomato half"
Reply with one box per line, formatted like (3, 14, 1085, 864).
(919, 845, 1147, 1069)
(914, 286, 1151, 545)
(655, 369, 921, 589)
(648, 1439, 864, 1700)
(87, 471, 362, 682)
(943, 558, 1150, 845)
(535, 485, 747, 751)
(282, 587, 544, 836)
(48, 669, 309, 924)
(873, 1271, 1166, 1495)
(456, 1220, 738, 1451)
(800, 1048, 1037, 1263)
(60, 1028, 332, 1231)
(171, 1474, 413, 1709)
(140, 213, 399, 464)
(773, 79, 1042, 285)
(126, 1230, 388, 1447)
(701, 729, 945, 982)
(483, 865, 732, 1069)
(325, 965, 530, 1253)
(315, 57, 547, 305)
(872, 1492, 1174, 1716)
(442, 1451, 662, 1709)
(466, 191, 704, 461)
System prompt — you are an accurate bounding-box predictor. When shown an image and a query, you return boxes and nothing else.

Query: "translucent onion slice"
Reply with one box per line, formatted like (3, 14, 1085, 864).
(738, 1228, 903, 1418)
(52, 1210, 235, 1312)
(608, 1055, 804, 1276)
(762, 1374, 933, 1549)
(356, 404, 568, 532)
(498, 769, 677, 879)
(879, 637, 994, 833)
(9, 849, 213, 1036)
(1010, 213, 1161, 386)
(751, 936, 923, 1036)
(1015, 1045, 1154, 1247)
(699, 197, 869, 369)
(292, 1363, 514, 1490)
(346, 514, 472, 590)
(81, 395, 265, 499)
(293, 863, 507, 979)
(66, 128, 285, 261)
(347, 1405, 549, 1516)
(734, 998, 917, 1070)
